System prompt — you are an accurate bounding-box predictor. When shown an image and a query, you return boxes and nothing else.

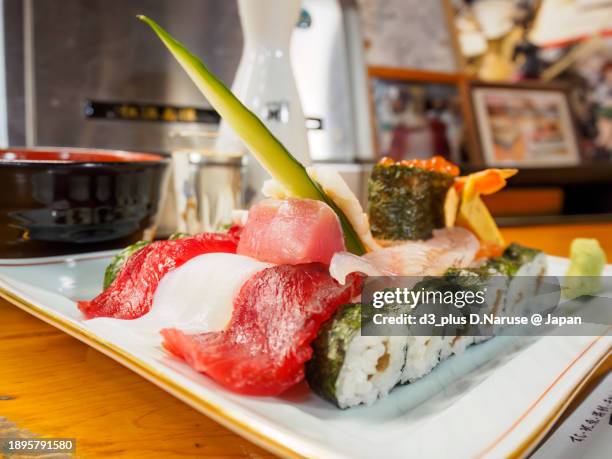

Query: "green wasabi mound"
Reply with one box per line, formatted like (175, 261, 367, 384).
(563, 238, 607, 299)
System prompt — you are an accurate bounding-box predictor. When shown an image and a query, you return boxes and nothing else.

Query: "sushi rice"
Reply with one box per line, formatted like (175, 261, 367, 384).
(335, 335, 408, 408)
(307, 304, 408, 408)
(401, 336, 445, 384)
(307, 244, 547, 408)
(503, 247, 547, 317)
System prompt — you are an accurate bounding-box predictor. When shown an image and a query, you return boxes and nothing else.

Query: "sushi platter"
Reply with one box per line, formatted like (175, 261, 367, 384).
(1, 16, 610, 459)
(0, 254, 610, 458)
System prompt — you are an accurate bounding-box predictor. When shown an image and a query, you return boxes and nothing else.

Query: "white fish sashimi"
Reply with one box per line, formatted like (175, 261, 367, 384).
(86, 253, 271, 344)
(329, 227, 479, 282)
(329, 252, 390, 285)
(425, 227, 480, 270)
(363, 242, 437, 276)
(363, 227, 480, 276)
(306, 166, 381, 252)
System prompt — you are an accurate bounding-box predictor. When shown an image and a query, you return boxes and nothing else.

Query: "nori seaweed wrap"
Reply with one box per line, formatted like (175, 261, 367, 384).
(103, 240, 151, 289)
(307, 243, 547, 408)
(368, 160, 455, 241)
(306, 303, 361, 405)
(484, 256, 519, 277)
(503, 243, 541, 266)
(306, 303, 408, 408)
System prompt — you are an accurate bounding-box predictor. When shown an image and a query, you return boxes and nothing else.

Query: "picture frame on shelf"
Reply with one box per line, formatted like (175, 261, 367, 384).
(357, 0, 462, 73)
(367, 67, 477, 164)
(551, 36, 612, 161)
(470, 82, 581, 167)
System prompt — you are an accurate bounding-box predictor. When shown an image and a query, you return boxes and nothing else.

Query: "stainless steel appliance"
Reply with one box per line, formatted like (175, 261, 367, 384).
(1, 0, 243, 152)
(292, 0, 374, 162)
(0, 0, 374, 219)
(1, 0, 374, 161)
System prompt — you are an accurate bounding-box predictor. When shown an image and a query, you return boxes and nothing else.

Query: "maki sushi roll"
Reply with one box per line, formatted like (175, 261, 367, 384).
(368, 157, 457, 242)
(408, 266, 506, 364)
(440, 264, 511, 357)
(487, 243, 547, 316)
(401, 336, 447, 383)
(306, 304, 408, 408)
(449, 244, 546, 335)
(307, 243, 546, 408)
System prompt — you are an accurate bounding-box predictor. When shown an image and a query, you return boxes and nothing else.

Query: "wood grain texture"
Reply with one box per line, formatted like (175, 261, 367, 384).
(484, 188, 564, 217)
(0, 223, 610, 458)
(500, 222, 612, 259)
(0, 416, 73, 458)
(0, 302, 274, 458)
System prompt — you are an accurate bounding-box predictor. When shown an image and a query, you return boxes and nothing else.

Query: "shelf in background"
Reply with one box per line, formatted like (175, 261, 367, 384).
(500, 222, 612, 259)
(461, 163, 612, 186)
(356, 160, 612, 186)
(496, 213, 612, 227)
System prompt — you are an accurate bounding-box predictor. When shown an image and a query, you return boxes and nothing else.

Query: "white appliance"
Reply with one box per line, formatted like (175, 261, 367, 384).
(219, 0, 311, 201)
(291, 0, 374, 162)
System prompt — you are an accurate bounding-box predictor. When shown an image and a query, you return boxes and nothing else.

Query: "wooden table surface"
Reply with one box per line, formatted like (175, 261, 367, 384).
(1, 222, 611, 458)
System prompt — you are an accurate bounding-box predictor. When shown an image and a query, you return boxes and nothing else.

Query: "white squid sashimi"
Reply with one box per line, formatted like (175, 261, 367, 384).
(329, 252, 390, 285)
(148, 253, 272, 332)
(86, 253, 271, 344)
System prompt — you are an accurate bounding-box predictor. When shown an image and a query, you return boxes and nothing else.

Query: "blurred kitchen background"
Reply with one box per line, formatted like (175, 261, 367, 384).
(1, 0, 611, 230)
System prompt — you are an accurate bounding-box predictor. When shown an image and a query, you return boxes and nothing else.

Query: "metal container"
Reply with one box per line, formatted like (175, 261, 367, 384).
(1, 0, 242, 151)
(169, 131, 246, 235)
(0, 0, 374, 164)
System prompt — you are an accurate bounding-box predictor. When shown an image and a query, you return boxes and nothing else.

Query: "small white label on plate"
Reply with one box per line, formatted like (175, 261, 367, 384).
(532, 371, 612, 459)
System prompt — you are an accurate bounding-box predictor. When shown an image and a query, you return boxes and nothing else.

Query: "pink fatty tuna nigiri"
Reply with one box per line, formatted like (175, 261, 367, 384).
(237, 198, 345, 265)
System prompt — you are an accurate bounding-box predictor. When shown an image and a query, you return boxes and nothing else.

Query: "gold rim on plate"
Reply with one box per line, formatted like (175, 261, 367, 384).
(1, 284, 609, 459)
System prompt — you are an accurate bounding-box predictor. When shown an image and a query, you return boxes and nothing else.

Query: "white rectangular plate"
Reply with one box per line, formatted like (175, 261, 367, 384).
(0, 254, 610, 458)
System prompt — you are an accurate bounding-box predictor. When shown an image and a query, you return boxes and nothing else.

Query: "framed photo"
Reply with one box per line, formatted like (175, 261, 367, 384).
(560, 36, 612, 160)
(357, 0, 461, 73)
(368, 68, 475, 163)
(471, 83, 581, 167)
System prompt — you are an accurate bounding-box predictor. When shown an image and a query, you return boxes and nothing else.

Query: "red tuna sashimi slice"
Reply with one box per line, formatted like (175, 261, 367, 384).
(161, 263, 362, 395)
(236, 198, 345, 265)
(78, 233, 238, 319)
